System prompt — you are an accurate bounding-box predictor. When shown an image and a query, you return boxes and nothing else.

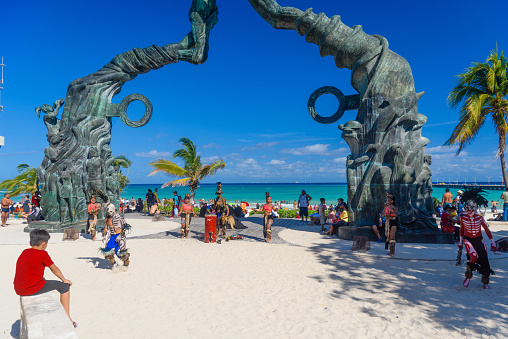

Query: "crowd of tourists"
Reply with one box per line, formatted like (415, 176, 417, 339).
(1, 191, 42, 227)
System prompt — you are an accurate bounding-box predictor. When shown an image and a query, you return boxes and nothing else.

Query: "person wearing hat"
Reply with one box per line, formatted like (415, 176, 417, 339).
(214, 183, 228, 239)
(100, 204, 131, 267)
(454, 190, 464, 213)
(178, 195, 194, 238)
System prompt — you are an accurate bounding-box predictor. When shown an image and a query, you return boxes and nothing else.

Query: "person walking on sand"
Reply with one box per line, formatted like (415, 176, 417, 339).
(1, 193, 13, 227)
(500, 189, 508, 221)
(179, 195, 194, 238)
(458, 200, 497, 289)
(297, 189, 312, 222)
(318, 198, 326, 232)
(87, 195, 102, 240)
(441, 188, 453, 209)
(256, 192, 276, 242)
(100, 204, 131, 267)
(382, 193, 399, 257)
(13, 229, 77, 328)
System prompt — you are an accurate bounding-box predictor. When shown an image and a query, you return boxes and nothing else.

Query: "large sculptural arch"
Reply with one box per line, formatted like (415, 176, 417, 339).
(33, 0, 436, 233)
(249, 0, 437, 232)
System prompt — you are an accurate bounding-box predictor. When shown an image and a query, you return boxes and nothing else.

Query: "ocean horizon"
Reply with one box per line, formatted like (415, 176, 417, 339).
(3, 182, 504, 207)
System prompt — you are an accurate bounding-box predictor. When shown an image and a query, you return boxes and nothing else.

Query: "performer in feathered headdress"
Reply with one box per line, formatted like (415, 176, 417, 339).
(99, 204, 131, 267)
(214, 182, 228, 239)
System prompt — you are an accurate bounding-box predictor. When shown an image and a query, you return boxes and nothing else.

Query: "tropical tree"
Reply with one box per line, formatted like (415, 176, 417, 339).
(113, 155, 133, 195)
(148, 137, 226, 202)
(0, 164, 38, 197)
(445, 50, 508, 188)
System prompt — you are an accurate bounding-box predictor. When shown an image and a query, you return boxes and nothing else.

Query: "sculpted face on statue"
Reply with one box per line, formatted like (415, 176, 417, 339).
(89, 147, 99, 158)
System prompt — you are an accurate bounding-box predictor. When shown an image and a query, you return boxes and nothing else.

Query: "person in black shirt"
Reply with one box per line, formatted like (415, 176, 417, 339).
(146, 189, 155, 208)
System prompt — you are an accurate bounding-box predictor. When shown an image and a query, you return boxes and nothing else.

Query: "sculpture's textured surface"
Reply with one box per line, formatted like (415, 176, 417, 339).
(249, 0, 437, 231)
(34, 0, 218, 230)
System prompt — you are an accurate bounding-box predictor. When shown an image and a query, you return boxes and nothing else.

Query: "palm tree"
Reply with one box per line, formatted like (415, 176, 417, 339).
(445, 50, 508, 188)
(148, 137, 226, 203)
(0, 164, 38, 197)
(113, 155, 133, 195)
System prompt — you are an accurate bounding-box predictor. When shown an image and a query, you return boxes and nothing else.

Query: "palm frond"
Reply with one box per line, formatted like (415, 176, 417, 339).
(161, 177, 191, 189)
(0, 164, 37, 196)
(199, 159, 226, 179)
(445, 94, 489, 153)
(113, 155, 133, 168)
(148, 159, 187, 177)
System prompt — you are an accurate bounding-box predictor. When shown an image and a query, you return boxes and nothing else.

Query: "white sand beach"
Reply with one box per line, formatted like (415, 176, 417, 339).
(1, 215, 508, 339)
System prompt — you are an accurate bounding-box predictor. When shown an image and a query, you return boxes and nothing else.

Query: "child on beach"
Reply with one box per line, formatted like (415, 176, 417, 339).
(13, 229, 76, 328)
(318, 198, 326, 232)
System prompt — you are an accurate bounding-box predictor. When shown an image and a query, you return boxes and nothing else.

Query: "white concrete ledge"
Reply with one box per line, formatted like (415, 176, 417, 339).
(20, 290, 77, 339)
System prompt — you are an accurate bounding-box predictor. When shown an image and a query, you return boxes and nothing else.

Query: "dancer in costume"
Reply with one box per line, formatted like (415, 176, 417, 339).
(87, 195, 102, 241)
(100, 204, 131, 267)
(179, 195, 194, 238)
(214, 183, 228, 239)
(381, 193, 398, 257)
(458, 199, 497, 289)
(257, 192, 276, 242)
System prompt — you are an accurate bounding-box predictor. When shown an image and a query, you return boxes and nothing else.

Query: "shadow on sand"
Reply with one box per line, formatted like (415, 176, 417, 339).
(76, 256, 113, 270)
(304, 242, 508, 336)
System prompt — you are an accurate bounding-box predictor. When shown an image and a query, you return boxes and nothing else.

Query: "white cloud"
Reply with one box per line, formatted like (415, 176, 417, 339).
(266, 159, 286, 165)
(202, 155, 219, 163)
(280, 144, 330, 156)
(241, 142, 279, 152)
(202, 143, 220, 149)
(332, 157, 347, 164)
(426, 145, 459, 154)
(280, 144, 348, 156)
(134, 150, 172, 158)
(425, 120, 458, 128)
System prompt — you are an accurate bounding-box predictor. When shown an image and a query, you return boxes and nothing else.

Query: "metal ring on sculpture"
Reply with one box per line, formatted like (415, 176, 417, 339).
(307, 86, 346, 124)
(117, 94, 153, 128)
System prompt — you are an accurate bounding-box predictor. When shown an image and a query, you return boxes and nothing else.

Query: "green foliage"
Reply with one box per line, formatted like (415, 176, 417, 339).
(446, 49, 508, 187)
(148, 137, 226, 200)
(0, 164, 38, 196)
(114, 155, 132, 196)
(113, 155, 133, 169)
(279, 209, 298, 218)
(433, 197, 439, 214)
(119, 173, 130, 191)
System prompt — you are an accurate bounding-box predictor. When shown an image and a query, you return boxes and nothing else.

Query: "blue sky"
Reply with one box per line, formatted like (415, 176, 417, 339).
(1, 0, 507, 184)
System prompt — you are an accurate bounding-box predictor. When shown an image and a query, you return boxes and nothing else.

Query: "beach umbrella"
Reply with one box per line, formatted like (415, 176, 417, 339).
(241, 201, 249, 206)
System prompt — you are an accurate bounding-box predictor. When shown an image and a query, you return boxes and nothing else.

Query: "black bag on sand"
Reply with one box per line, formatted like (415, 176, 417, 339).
(495, 237, 508, 252)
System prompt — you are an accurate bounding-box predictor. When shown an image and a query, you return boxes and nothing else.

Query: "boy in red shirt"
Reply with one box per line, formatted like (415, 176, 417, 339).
(13, 229, 76, 328)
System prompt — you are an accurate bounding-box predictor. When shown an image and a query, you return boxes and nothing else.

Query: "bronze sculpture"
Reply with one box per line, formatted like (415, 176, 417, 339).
(248, 0, 437, 231)
(33, 0, 218, 231)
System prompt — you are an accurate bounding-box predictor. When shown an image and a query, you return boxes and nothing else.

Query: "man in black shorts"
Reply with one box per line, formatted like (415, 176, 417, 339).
(297, 189, 312, 222)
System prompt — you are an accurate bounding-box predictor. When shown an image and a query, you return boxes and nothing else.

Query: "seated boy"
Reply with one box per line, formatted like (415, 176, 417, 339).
(13, 229, 76, 328)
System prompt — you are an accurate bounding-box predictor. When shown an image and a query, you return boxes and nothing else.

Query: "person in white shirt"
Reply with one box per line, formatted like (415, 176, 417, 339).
(297, 190, 312, 222)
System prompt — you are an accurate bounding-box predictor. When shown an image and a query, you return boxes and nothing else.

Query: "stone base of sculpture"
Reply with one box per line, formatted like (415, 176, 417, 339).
(24, 220, 88, 234)
(338, 226, 454, 244)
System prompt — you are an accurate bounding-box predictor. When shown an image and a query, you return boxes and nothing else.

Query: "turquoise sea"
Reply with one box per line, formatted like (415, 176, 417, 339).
(3, 183, 504, 207)
(121, 183, 506, 207)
